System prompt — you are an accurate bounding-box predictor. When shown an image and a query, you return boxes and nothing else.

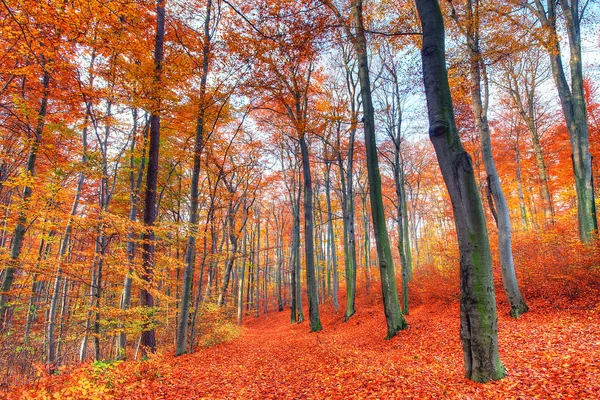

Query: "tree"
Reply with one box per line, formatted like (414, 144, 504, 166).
(176, 0, 214, 357)
(349, 0, 407, 338)
(499, 47, 555, 222)
(416, 0, 505, 382)
(518, 0, 597, 241)
(448, 0, 528, 318)
(139, 0, 167, 356)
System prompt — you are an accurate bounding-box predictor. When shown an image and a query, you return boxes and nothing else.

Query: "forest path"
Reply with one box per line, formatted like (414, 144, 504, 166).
(14, 294, 600, 399)
(115, 295, 600, 399)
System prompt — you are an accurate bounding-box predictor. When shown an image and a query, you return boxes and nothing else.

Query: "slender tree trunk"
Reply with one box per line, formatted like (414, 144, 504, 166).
(324, 162, 339, 312)
(294, 190, 304, 323)
(237, 228, 247, 325)
(400, 173, 413, 282)
(0, 71, 50, 313)
(455, 0, 528, 318)
(336, 136, 357, 321)
(514, 131, 529, 228)
(118, 111, 147, 359)
(140, 0, 166, 356)
(416, 0, 505, 382)
(361, 192, 372, 293)
(508, 78, 554, 220)
(264, 215, 269, 315)
(254, 206, 260, 317)
(393, 150, 409, 316)
(299, 135, 321, 332)
(176, 0, 212, 357)
(47, 148, 86, 371)
(275, 211, 284, 312)
(533, 0, 596, 241)
(351, 0, 406, 338)
(218, 199, 242, 307)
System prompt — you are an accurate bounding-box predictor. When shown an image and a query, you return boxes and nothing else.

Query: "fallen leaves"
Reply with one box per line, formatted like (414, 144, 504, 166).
(10, 291, 599, 399)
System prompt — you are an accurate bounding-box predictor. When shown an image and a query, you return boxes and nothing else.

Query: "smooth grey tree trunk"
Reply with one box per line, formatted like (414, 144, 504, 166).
(449, 0, 528, 318)
(176, 0, 212, 356)
(324, 162, 339, 312)
(504, 61, 554, 221)
(117, 110, 147, 359)
(350, 0, 406, 338)
(514, 129, 529, 227)
(529, 0, 596, 241)
(254, 206, 260, 317)
(237, 228, 247, 325)
(299, 135, 321, 332)
(360, 192, 372, 293)
(416, 0, 505, 382)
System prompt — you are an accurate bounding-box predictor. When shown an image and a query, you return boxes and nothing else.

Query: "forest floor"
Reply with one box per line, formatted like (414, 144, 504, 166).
(10, 288, 600, 399)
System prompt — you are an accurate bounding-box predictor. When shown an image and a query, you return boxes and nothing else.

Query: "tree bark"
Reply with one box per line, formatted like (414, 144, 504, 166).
(531, 0, 596, 241)
(176, 0, 212, 356)
(140, 0, 166, 356)
(117, 110, 147, 359)
(299, 135, 321, 332)
(454, 0, 528, 318)
(351, 0, 406, 338)
(325, 162, 339, 312)
(416, 0, 505, 382)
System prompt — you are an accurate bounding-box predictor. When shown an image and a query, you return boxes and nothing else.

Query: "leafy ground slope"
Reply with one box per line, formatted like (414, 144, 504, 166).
(10, 291, 600, 399)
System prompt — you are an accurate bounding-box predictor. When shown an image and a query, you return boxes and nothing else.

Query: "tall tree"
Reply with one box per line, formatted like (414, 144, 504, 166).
(416, 0, 505, 382)
(343, 0, 408, 337)
(448, 0, 528, 318)
(140, 0, 167, 356)
(500, 49, 555, 222)
(519, 0, 597, 241)
(176, 0, 214, 357)
(0, 69, 49, 315)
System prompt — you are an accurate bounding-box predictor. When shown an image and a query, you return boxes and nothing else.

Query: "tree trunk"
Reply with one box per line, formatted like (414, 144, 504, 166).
(325, 162, 339, 313)
(514, 131, 529, 227)
(533, 0, 596, 241)
(507, 72, 554, 221)
(299, 135, 321, 332)
(457, 0, 528, 318)
(361, 193, 372, 293)
(416, 0, 505, 382)
(176, 0, 212, 356)
(0, 70, 50, 314)
(351, 0, 406, 338)
(118, 110, 147, 359)
(140, 0, 166, 356)
(48, 149, 86, 371)
(254, 206, 260, 317)
(237, 228, 247, 325)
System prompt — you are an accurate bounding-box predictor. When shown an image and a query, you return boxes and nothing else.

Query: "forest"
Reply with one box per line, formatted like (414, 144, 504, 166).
(1, 0, 599, 398)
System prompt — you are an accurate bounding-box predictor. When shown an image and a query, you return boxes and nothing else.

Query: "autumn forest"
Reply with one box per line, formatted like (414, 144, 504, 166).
(1, 0, 599, 398)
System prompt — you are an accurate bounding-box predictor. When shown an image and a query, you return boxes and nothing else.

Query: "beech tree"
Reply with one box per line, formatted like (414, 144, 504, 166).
(517, 0, 597, 242)
(416, 0, 505, 382)
(139, 0, 167, 356)
(448, 0, 528, 318)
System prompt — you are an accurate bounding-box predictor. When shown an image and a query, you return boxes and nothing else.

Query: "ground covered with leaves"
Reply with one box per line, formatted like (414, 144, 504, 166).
(9, 288, 600, 399)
